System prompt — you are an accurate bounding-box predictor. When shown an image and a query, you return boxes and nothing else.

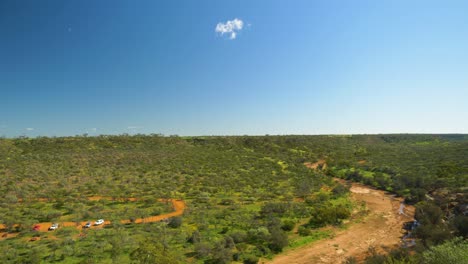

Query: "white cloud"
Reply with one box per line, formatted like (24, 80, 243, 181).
(26, 128, 34, 131)
(215, 18, 244, 39)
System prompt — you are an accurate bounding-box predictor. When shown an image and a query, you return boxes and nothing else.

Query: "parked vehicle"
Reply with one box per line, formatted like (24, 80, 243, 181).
(48, 223, 59, 231)
(83, 222, 91, 228)
(94, 219, 104, 225)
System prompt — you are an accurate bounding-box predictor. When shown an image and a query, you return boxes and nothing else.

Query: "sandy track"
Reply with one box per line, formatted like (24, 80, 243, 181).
(266, 163, 415, 264)
(0, 198, 186, 234)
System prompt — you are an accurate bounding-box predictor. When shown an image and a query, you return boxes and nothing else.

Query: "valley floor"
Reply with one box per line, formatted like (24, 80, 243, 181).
(266, 180, 415, 264)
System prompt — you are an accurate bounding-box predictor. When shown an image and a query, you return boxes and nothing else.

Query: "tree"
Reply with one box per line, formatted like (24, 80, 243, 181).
(452, 215, 468, 237)
(194, 242, 212, 258)
(414, 202, 453, 246)
(168, 216, 182, 228)
(295, 176, 319, 199)
(422, 237, 468, 264)
(207, 239, 234, 264)
(281, 219, 295, 231)
(108, 228, 129, 262)
(130, 242, 180, 264)
(298, 226, 311, 236)
(243, 254, 259, 264)
(268, 227, 288, 253)
(187, 230, 201, 244)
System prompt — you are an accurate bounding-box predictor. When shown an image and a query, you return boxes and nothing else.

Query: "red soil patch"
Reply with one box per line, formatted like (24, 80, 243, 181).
(0, 232, 19, 240)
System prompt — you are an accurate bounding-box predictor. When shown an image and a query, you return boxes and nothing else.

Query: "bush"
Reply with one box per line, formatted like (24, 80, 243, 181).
(452, 215, 468, 237)
(187, 230, 201, 244)
(260, 202, 289, 217)
(307, 203, 351, 228)
(268, 228, 288, 253)
(168, 216, 182, 228)
(194, 242, 211, 258)
(130, 242, 181, 264)
(281, 219, 295, 231)
(229, 231, 247, 243)
(219, 199, 235, 205)
(331, 184, 349, 197)
(243, 254, 259, 264)
(298, 226, 311, 236)
(422, 237, 468, 264)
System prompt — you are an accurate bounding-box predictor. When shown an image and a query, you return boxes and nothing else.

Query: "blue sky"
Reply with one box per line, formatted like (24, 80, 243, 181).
(1, 0, 467, 137)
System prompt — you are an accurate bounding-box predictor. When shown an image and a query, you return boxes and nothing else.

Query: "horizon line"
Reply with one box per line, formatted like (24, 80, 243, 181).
(1, 132, 467, 139)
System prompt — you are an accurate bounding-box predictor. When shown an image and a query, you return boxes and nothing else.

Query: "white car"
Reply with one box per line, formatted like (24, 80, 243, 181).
(94, 219, 104, 225)
(48, 223, 59, 231)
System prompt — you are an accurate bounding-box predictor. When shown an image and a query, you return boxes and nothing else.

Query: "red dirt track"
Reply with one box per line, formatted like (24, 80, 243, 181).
(0, 198, 186, 234)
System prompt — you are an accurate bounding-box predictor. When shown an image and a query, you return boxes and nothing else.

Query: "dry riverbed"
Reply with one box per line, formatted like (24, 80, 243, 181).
(266, 179, 415, 264)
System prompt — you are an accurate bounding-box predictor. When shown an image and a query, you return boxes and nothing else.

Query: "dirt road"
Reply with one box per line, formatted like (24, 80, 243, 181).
(267, 162, 415, 264)
(0, 198, 186, 235)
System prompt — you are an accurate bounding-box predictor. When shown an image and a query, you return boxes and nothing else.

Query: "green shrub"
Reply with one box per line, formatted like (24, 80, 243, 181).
(168, 216, 182, 228)
(281, 219, 295, 231)
(422, 237, 468, 264)
(298, 226, 311, 236)
(243, 254, 259, 264)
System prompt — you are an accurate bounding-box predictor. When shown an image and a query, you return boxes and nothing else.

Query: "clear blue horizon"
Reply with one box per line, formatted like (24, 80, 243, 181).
(1, 0, 468, 137)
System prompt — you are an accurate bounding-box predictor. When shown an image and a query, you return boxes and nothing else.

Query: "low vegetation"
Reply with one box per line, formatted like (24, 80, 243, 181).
(0, 134, 466, 263)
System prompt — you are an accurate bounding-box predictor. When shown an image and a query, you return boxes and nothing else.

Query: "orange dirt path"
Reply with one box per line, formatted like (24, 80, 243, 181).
(265, 162, 415, 264)
(0, 198, 186, 233)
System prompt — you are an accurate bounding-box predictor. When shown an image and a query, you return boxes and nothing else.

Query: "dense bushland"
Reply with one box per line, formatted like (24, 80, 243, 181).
(0, 134, 466, 263)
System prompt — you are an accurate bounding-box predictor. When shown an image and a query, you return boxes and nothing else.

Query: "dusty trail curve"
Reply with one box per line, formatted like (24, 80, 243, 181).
(266, 161, 415, 264)
(0, 198, 186, 234)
